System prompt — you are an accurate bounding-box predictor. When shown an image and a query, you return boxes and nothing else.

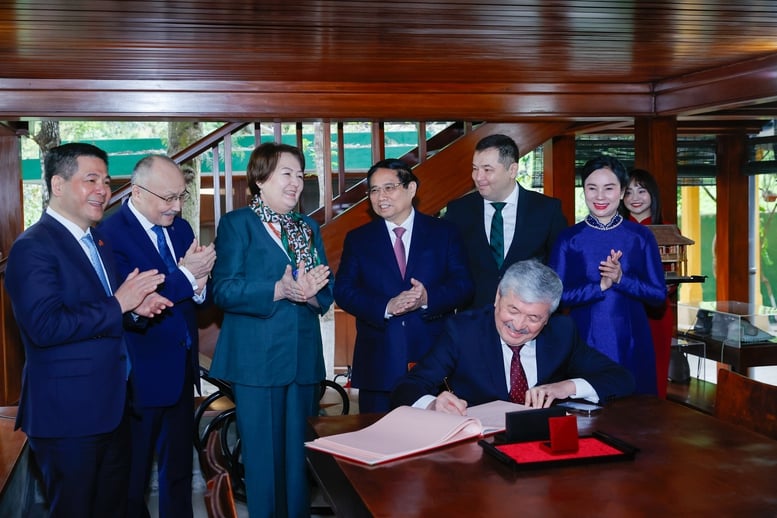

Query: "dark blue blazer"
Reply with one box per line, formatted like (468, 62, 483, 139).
(390, 306, 635, 408)
(444, 185, 568, 309)
(100, 201, 201, 406)
(5, 213, 128, 437)
(334, 212, 473, 392)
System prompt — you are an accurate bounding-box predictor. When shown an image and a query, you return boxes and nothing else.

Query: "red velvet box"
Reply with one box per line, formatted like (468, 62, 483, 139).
(540, 415, 579, 454)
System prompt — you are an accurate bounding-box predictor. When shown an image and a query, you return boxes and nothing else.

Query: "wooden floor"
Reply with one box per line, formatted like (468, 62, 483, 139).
(667, 377, 717, 415)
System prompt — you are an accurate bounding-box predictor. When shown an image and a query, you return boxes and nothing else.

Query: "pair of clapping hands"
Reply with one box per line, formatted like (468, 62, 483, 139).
(275, 262, 331, 303)
(117, 238, 216, 318)
(599, 248, 623, 291)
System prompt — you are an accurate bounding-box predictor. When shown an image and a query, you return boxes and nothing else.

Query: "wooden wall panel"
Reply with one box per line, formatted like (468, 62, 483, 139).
(0, 268, 23, 406)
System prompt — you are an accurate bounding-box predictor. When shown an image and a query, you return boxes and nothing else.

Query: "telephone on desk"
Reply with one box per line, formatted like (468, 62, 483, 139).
(693, 310, 776, 345)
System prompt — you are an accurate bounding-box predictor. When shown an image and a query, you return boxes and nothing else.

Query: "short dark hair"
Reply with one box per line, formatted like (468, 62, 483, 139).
(247, 142, 306, 196)
(366, 158, 419, 189)
(475, 134, 519, 168)
(620, 168, 663, 223)
(44, 143, 109, 194)
(580, 155, 629, 189)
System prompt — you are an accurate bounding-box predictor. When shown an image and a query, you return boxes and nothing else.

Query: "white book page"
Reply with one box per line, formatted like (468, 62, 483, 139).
(466, 400, 528, 434)
(306, 406, 483, 465)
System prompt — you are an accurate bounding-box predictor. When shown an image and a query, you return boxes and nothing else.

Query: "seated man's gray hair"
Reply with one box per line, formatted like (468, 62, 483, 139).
(497, 260, 563, 313)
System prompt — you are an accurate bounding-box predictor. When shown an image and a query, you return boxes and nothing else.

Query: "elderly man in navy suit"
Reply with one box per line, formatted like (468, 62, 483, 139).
(100, 155, 215, 518)
(334, 158, 473, 413)
(5, 143, 171, 517)
(444, 134, 568, 310)
(391, 260, 634, 413)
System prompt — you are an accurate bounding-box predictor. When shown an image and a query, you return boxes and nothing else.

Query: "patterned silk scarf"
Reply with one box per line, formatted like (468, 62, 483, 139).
(250, 195, 320, 273)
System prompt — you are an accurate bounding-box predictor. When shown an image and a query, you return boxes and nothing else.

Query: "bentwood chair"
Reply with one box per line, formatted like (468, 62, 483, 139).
(204, 471, 238, 518)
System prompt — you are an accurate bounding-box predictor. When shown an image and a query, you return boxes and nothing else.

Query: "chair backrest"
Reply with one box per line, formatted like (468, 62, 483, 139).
(204, 471, 238, 518)
(200, 428, 229, 481)
(714, 368, 777, 440)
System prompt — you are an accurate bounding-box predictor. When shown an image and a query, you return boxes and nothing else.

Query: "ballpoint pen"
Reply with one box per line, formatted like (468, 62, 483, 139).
(443, 376, 454, 394)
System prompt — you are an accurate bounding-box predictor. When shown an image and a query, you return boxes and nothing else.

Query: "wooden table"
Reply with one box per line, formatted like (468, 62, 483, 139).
(0, 407, 29, 516)
(678, 330, 777, 374)
(307, 397, 777, 517)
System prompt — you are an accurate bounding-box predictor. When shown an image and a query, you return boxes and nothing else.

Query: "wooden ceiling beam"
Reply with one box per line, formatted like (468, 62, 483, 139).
(0, 80, 654, 120)
(655, 54, 777, 116)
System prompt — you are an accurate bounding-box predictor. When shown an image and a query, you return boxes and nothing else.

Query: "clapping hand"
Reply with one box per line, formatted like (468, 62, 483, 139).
(295, 263, 331, 301)
(387, 278, 427, 316)
(599, 249, 623, 291)
(179, 239, 216, 280)
(274, 263, 330, 303)
(115, 268, 173, 316)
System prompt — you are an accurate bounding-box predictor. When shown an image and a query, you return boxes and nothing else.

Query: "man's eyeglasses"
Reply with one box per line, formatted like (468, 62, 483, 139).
(135, 184, 191, 204)
(368, 182, 404, 197)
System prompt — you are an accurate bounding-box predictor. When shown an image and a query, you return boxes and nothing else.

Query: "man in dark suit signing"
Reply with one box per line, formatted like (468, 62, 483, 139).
(100, 154, 215, 518)
(444, 134, 568, 310)
(335, 158, 474, 413)
(390, 260, 635, 413)
(5, 143, 172, 517)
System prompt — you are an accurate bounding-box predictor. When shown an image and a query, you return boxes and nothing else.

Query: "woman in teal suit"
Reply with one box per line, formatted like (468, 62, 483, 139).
(210, 142, 333, 518)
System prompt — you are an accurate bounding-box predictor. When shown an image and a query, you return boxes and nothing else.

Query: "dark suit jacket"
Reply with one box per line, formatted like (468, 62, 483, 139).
(5, 213, 128, 437)
(209, 207, 333, 387)
(444, 185, 567, 309)
(334, 212, 474, 392)
(100, 201, 201, 406)
(390, 306, 635, 408)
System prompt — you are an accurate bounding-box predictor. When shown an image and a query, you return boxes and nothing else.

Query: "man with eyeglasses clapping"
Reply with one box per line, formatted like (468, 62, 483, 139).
(100, 154, 215, 518)
(334, 158, 473, 413)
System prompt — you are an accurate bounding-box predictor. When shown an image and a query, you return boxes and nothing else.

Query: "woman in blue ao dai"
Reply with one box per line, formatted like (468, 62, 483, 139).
(549, 156, 666, 394)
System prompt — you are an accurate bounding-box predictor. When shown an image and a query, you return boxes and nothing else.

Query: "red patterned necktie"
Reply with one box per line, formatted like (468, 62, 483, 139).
(393, 227, 407, 278)
(508, 344, 528, 404)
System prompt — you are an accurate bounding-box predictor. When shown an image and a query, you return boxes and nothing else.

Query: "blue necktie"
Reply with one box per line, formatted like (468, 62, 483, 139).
(82, 234, 130, 376)
(81, 233, 112, 295)
(151, 225, 178, 273)
(151, 225, 191, 349)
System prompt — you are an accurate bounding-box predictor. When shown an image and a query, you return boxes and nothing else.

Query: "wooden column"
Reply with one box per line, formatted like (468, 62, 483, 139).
(634, 117, 678, 224)
(0, 123, 24, 406)
(545, 135, 576, 225)
(0, 125, 23, 257)
(715, 133, 749, 302)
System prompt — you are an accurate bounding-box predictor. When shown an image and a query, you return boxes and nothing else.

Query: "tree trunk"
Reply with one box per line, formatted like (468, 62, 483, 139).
(168, 122, 203, 237)
(313, 122, 326, 209)
(32, 120, 60, 210)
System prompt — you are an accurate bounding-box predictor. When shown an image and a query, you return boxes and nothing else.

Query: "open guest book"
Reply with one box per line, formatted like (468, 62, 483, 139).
(305, 400, 527, 466)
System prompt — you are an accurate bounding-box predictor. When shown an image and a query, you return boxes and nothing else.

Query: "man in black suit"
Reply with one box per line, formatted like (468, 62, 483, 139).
(444, 134, 567, 309)
(390, 260, 634, 414)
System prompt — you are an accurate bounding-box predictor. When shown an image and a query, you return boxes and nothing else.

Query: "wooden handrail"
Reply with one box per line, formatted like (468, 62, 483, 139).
(106, 120, 471, 231)
(306, 121, 471, 226)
